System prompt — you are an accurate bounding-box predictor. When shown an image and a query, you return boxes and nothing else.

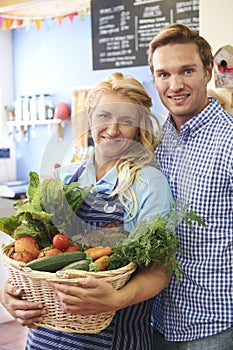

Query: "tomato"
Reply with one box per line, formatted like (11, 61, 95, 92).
(44, 248, 63, 256)
(52, 234, 70, 251)
(64, 245, 79, 252)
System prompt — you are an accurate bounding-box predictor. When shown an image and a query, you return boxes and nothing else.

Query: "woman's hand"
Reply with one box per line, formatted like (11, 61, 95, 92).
(52, 265, 171, 316)
(52, 277, 123, 315)
(0, 280, 46, 328)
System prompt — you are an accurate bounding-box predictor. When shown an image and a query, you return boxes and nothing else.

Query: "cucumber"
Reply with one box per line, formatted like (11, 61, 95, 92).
(60, 259, 90, 271)
(25, 251, 86, 272)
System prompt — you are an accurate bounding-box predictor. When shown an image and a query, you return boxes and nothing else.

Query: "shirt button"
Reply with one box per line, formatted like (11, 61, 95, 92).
(176, 146, 182, 151)
(170, 176, 175, 182)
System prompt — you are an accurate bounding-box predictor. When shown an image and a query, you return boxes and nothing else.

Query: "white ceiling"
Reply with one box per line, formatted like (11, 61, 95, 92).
(0, 0, 91, 18)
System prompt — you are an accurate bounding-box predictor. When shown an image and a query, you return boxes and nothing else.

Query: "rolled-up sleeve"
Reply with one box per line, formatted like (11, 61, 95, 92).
(134, 166, 173, 226)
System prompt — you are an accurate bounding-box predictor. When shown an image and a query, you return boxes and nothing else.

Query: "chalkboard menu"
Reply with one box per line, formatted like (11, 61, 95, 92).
(91, 0, 199, 70)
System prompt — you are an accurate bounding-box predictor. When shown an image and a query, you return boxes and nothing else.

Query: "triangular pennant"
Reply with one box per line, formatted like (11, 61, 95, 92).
(23, 18, 31, 26)
(15, 18, 23, 31)
(78, 8, 86, 21)
(68, 12, 77, 23)
(43, 17, 52, 30)
(34, 19, 43, 30)
(56, 16, 64, 25)
(5, 17, 14, 30)
(0, 16, 4, 28)
(16, 18, 23, 26)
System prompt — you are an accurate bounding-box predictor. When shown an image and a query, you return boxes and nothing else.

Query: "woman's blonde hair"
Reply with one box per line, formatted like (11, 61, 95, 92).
(86, 72, 161, 220)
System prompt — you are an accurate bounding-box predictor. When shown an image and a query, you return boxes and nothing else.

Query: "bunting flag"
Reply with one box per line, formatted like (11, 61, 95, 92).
(56, 16, 63, 26)
(34, 19, 43, 31)
(5, 17, 13, 30)
(0, 16, 4, 28)
(0, 8, 90, 31)
(67, 12, 77, 23)
(16, 19, 23, 27)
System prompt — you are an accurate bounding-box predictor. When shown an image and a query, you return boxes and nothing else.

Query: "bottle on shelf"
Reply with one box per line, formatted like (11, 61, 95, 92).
(38, 94, 46, 120)
(22, 96, 30, 121)
(45, 94, 54, 119)
(14, 96, 23, 121)
(30, 95, 38, 121)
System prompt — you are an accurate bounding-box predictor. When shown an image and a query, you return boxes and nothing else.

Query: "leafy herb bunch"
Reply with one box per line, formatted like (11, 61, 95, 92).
(108, 202, 205, 276)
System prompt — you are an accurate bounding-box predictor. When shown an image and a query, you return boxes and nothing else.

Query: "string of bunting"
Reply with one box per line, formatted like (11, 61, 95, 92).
(0, 7, 90, 31)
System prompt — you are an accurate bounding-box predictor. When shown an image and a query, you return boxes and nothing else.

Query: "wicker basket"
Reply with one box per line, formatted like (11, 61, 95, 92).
(1, 242, 136, 333)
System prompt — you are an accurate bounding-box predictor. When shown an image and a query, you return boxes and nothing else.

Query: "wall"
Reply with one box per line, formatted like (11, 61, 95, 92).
(12, 14, 166, 181)
(200, 0, 233, 112)
(200, 0, 233, 57)
(0, 30, 16, 183)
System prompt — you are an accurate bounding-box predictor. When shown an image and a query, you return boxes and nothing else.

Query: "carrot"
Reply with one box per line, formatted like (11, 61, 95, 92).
(84, 246, 112, 261)
(92, 255, 110, 271)
(84, 246, 104, 254)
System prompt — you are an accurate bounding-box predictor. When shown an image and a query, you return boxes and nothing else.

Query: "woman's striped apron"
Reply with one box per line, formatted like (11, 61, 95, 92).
(25, 166, 154, 349)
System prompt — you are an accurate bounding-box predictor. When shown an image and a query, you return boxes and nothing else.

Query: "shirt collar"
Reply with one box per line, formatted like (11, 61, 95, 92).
(97, 168, 118, 189)
(165, 97, 221, 137)
(85, 150, 118, 192)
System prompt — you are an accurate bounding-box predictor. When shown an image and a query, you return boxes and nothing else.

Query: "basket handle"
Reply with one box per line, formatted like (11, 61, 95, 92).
(55, 270, 88, 279)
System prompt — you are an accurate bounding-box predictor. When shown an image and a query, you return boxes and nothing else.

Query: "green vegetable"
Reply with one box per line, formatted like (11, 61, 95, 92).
(41, 176, 92, 231)
(0, 171, 93, 248)
(60, 259, 90, 271)
(0, 216, 21, 236)
(108, 202, 205, 277)
(25, 251, 86, 272)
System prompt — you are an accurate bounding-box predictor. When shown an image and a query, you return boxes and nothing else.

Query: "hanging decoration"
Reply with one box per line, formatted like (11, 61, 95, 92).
(0, 0, 91, 31)
(0, 9, 90, 31)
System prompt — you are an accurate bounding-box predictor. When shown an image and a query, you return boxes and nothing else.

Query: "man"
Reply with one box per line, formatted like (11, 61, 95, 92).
(148, 23, 233, 350)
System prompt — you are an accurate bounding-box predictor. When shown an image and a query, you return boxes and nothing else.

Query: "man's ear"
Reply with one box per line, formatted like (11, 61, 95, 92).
(205, 62, 213, 83)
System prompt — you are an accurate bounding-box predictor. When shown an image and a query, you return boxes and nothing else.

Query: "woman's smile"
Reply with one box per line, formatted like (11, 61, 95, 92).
(90, 92, 139, 167)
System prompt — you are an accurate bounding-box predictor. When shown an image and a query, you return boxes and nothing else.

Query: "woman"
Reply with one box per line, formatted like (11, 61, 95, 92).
(0, 72, 173, 349)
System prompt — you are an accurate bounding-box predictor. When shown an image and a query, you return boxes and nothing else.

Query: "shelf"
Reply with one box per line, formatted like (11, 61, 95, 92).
(6, 118, 69, 127)
(7, 118, 70, 140)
